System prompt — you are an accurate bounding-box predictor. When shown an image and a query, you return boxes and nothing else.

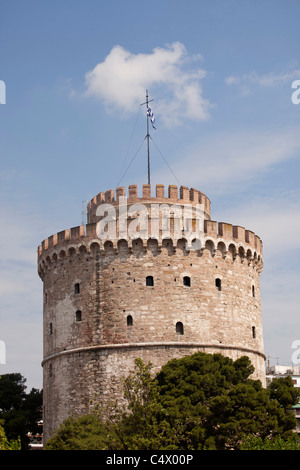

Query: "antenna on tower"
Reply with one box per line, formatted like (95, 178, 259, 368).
(140, 90, 156, 185)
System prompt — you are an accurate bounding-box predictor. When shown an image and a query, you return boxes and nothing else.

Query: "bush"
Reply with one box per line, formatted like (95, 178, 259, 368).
(240, 434, 300, 450)
(44, 414, 110, 450)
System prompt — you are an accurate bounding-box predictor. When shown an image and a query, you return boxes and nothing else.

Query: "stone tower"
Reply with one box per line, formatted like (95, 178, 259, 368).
(37, 183, 265, 442)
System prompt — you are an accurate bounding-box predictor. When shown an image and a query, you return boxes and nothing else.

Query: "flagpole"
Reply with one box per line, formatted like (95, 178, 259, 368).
(140, 90, 154, 185)
(146, 90, 150, 185)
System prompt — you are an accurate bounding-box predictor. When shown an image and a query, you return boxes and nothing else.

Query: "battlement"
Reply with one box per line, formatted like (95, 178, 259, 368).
(38, 183, 263, 275)
(37, 218, 263, 268)
(87, 184, 211, 223)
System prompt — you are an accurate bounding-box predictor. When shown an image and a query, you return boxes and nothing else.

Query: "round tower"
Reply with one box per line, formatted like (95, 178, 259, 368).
(38, 184, 265, 442)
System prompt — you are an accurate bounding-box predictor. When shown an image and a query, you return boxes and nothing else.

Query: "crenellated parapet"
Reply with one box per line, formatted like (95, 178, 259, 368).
(37, 218, 263, 278)
(87, 184, 212, 223)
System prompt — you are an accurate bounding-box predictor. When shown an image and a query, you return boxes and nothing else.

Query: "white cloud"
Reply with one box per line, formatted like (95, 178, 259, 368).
(226, 67, 300, 89)
(83, 42, 211, 126)
(225, 75, 240, 85)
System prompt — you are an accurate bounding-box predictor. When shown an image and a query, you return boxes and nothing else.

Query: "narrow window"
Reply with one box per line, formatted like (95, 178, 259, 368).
(183, 276, 191, 287)
(49, 323, 53, 335)
(127, 315, 133, 326)
(252, 285, 255, 297)
(75, 283, 80, 294)
(76, 310, 82, 322)
(176, 322, 184, 335)
(146, 275, 154, 286)
(215, 278, 222, 291)
(252, 326, 256, 338)
(49, 363, 52, 378)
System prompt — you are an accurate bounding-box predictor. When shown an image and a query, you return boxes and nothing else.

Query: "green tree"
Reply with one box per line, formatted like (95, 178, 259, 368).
(110, 358, 182, 450)
(155, 353, 299, 449)
(0, 422, 21, 450)
(0, 373, 43, 450)
(44, 414, 110, 450)
(0, 373, 26, 411)
(267, 375, 300, 438)
(44, 353, 299, 451)
(22, 388, 43, 438)
(240, 434, 300, 450)
(44, 358, 182, 450)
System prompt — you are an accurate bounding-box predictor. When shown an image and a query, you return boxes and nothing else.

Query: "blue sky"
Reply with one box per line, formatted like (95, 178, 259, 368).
(0, 0, 299, 390)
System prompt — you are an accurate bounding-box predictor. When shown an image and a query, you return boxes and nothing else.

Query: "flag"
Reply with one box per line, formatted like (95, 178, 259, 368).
(147, 105, 156, 129)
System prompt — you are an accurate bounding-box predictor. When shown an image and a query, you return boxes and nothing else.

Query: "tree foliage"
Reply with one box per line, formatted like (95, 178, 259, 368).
(0, 423, 21, 450)
(0, 373, 43, 450)
(109, 358, 183, 450)
(45, 414, 110, 450)
(240, 434, 300, 450)
(45, 353, 299, 450)
(155, 353, 298, 449)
